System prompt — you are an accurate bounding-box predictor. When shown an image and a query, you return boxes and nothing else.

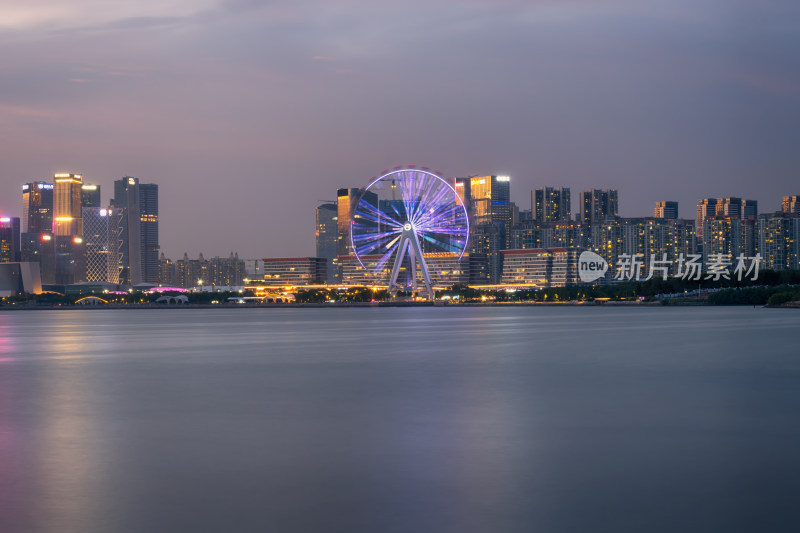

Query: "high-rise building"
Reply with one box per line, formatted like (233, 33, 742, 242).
(702, 217, 752, 263)
(158, 253, 176, 286)
(112, 177, 142, 285)
(742, 199, 758, 219)
(54, 235, 85, 285)
(512, 220, 586, 250)
(464, 175, 512, 248)
(654, 201, 678, 219)
(696, 198, 718, 243)
(81, 184, 101, 208)
(20, 232, 56, 284)
(782, 196, 799, 214)
(454, 177, 471, 207)
(716, 197, 743, 219)
(164, 253, 244, 288)
(533, 187, 571, 223)
(469, 223, 503, 283)
(315, 203, 338, 283)
(22, 182, 54, 233)
(335, 188, 378, 280)
(0, 217, 21, 262)
(578, 189, 618, 225)
(21, 182, 55, 282)
(53, 173, 83, 236)
(207, 253, 245, 287)
(588, 218, 696, 278)
(82, 207, 123, 283)
(336, 188, 359, 257)
(139, 183, 159, 283)
(758, 212, 800, 271)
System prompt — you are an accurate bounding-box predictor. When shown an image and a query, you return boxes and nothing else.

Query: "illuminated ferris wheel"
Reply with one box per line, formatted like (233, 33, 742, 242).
(350, 167, 470, 299)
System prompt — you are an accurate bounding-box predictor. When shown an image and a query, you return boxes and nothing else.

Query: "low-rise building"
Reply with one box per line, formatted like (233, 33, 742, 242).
(500, 248, 579, 287)
(260, 257, 327, 287)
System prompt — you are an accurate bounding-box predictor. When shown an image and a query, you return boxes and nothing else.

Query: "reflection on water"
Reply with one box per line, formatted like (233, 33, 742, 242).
(1, 307, 799, 532)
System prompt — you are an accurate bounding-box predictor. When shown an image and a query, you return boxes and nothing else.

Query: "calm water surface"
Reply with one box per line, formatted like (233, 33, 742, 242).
(1, 306, 799, 532)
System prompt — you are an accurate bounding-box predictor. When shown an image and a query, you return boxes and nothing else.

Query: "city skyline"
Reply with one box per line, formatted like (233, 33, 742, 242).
(2, 1, 799, 258)
(1, 171, 798, 260)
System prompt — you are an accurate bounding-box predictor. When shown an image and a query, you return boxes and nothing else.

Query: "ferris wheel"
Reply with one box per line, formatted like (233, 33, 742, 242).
(350, 167, 470, 299)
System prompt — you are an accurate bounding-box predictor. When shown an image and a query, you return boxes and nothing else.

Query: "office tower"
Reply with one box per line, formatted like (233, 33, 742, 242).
(315, 203, 338, 283)
(696, 198, 718, 242)
(55, 235, 85, 285)
(337, 188, 359, 257)
(53, 173, 83, 236)
(22, 182, 54, 233)
(465, 175, 512, 248)
(335, 188, 377, 282)
(20, 232, 56, 284)
(139, 183, 159, 283)
(82, 207, 123, 283)
(81, 184, 101, 208)
(336, 188, 378, 257)
(0, 217, 21, 262)
(454, 177, 471, 207)
(654, 201, 678, 219)
(578, 189, 618, 225)
(782, 196, 800, 214)
(112, 177, 142, 285)
(533, 187, 571, 223)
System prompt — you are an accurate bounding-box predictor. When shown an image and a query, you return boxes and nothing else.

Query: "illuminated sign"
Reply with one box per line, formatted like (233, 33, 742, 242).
(73, 237, 83, 244)
(22, 184, 29, 190)
(0, 217, 10, 223)
(128, 178, 136, 185)
(100, 209, 108, 217)
(42, 234, 52, 241)
(496, 176, 510, 182)
(82, 184, 97, 190)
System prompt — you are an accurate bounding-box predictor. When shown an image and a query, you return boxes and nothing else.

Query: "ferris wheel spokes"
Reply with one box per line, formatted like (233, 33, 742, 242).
(350, 168, 470, 299)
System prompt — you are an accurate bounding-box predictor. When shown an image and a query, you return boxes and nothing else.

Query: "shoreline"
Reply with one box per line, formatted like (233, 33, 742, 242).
(2, 300, 794, 311)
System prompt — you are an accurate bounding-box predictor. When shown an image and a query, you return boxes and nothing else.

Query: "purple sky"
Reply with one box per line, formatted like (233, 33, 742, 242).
(1, 0, 798, 258)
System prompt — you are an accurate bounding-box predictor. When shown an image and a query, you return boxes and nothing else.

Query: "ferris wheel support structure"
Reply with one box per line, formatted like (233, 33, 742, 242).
(387, 222, 434, 299)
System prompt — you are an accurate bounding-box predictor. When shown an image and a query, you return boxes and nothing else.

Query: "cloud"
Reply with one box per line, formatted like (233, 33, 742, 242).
(1, 0, 799, 257)
(0, 0, 218, 33)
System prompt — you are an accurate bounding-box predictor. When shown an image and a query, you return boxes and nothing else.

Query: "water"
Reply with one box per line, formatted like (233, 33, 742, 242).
(1, 306, 799, 532)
